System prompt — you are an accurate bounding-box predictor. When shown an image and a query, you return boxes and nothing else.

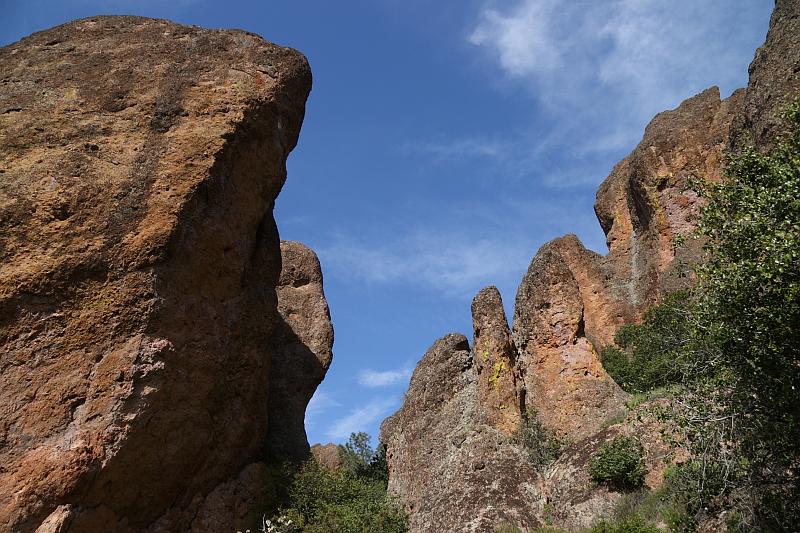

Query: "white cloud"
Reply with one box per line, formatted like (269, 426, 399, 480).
(468, 0, 770, 182)
(403, 136, 511, 160)
(357, 368, 412, 388)
(304, 389, 341, 430)
(469, 0, 564, 77)
(319, 230, 536, 298)
(325, 397, 400, 441)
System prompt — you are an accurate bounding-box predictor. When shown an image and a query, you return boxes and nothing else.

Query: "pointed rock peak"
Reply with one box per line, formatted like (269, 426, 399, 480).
(471, 286, 522, 434)
(471, 285, 507, 327)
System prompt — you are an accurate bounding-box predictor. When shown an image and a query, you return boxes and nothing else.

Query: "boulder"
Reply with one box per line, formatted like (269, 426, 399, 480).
(0, 16, 326, 533)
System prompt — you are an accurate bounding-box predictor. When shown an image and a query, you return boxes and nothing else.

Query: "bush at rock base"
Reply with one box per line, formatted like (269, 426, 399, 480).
(265, 433, 407, 533)
(589, 436, 646, 490)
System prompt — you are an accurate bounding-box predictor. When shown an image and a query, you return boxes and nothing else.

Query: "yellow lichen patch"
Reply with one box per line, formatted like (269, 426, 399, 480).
(489, 360, 506, 390)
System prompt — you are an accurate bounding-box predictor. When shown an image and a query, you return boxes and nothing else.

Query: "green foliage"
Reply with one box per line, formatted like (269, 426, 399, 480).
(268, 433, 407, 533)
(688, 100, 800, 531)
(337, 432, 389, 484)
(512, 409, 564, 469)
(589, 436, 646, 490)
(600, 292, 692, 393)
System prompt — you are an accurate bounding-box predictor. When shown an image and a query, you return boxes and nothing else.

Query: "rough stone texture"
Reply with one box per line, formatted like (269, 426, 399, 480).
(0, 16, 318, 533)
(381, 335, 543, 533)
(509, 87, 742, 442)
(384, 1, 800, 528)
(513, 238, 628, 441)
(545, 401, 688, 531)
(471, 287, 522, 434)
(310, 443, 342, 471)
(730, 0, 800, 151)
(266, 241, 333, 461)
(595, 87, 744, 311)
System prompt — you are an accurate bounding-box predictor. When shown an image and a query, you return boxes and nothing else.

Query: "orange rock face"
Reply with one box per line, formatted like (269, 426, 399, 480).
(510, 87, 744, 441)
(471, 286, 522, 434)
(385, 1, 800, 528)
(0, 16, 328, 533)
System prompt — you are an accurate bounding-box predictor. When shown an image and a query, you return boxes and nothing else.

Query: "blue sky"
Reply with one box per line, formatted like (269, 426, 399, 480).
(2, 0, 772, 446)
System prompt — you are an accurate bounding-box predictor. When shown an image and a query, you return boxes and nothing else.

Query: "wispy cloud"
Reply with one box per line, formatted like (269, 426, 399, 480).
(319, 230, 536, 298)
(325, 397, 400, 441)
(403, 136, 513, 160)
(305, 389, 341, 430)
(468, 0, 770, 182)
(357, 368, 412, 388)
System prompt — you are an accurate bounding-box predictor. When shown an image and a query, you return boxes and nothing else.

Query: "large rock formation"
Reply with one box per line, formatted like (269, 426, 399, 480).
(0, 16, 331, 533)
(729, 0, 800, 151)
(267, 241, 334, 461)
(384, 1, 800, 530)
(471, 287, 522, 434)
(382, 335, 542, 532)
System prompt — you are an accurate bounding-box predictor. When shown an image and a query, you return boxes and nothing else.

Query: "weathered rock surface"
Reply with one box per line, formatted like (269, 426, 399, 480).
(730, 0, 800, 151)
(385, 1, 800, 530)
(0, 16, 328, 533)
(595, 86, 743, 312)
(471, 287, 522, 434)
(381, 335, 543, 533)
(545, 401, 688, 531)
(309, 443, 342, 471)
(267, 241, 333, 461)
(510, 87, 742, 441)
(513, 237, 628, 441)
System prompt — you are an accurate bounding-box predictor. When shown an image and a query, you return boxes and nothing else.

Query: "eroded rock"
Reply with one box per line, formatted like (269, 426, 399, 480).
(310, 443, 342, 471)
(267, 241, 334, 461)
(471, 286, 522, 434)
(381, 335, 543, 533)
(384, 1, 800, 528)
(730, 0, 800, 151)
(0, 16, 318, 533)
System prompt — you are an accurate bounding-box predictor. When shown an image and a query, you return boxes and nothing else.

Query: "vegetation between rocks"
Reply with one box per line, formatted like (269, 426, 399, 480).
(260, 433, 407, 533)
(512, 408, 565, 470)
(598, 100, 800, 531)
(589, 436, 647, 490)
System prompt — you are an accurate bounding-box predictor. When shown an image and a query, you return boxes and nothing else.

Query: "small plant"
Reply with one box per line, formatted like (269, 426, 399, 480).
(512, 409, 563, 470)
(589, 436, 646, 490)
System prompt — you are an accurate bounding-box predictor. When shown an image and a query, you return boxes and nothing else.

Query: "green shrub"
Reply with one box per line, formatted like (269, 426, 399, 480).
(512, 409, 564, 469)
(338, 432, 389, 484)
(599, 292, 692, 394)
(271, 459, 407, 533)
(266, 432, 407, 532)
(688, 100, 800, 530)
(589, 436, 646, 490)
